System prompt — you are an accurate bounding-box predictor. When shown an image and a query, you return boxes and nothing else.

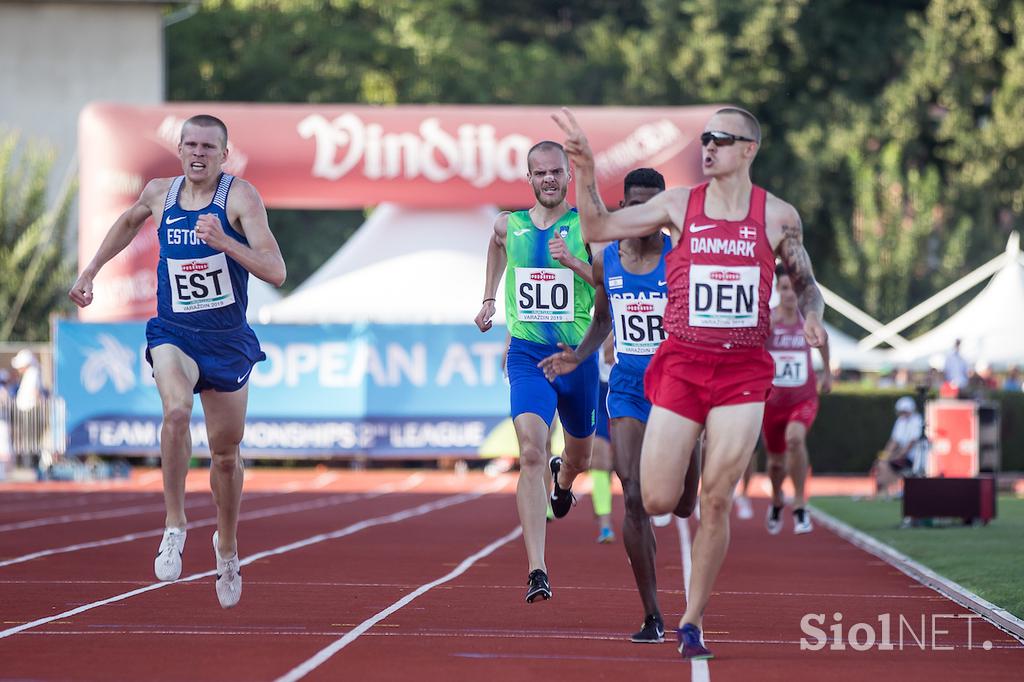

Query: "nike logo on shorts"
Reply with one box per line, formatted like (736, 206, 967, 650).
(237, 368, 252, 384)
(689, 223, 718, 233)
(166, 216, 187, 225)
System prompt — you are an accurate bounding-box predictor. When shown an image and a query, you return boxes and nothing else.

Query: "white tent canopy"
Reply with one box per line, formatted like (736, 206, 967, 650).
(246, 277, 282, 324)
(262, 203, 502, 325)
(894, 235, 1024, 371)
(821, 322, 892, 371)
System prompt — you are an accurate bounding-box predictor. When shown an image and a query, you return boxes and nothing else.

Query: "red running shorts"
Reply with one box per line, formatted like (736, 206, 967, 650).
(643, 335, 774, 425)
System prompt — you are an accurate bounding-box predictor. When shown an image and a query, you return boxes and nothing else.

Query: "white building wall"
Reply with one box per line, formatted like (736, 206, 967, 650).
(0, 1, 165, 177)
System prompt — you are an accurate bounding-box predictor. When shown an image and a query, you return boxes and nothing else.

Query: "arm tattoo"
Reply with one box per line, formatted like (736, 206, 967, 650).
(585, 181, 609, 217)
(780, 221, 825, 319)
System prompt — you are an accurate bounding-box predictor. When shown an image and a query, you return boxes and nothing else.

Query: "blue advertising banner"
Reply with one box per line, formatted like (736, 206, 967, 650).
(55, 321, 514, 457)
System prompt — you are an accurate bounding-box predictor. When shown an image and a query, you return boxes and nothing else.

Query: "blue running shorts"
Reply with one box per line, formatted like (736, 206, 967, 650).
(607, 365, 652, 423)
(507, 336, 599, 438)
(596, 380, 610, 440)
(145, 317, 266, 394)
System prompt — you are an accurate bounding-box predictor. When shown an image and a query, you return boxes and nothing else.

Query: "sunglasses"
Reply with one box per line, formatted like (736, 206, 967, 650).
(700, 130, 756, 147)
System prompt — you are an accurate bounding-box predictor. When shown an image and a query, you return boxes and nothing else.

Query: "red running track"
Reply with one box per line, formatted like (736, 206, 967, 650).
(0, 469, 1021, 681)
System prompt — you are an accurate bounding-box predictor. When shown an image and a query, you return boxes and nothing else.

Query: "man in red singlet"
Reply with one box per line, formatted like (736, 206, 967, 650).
(553, 107, 827, 660)
(763, 263, 832, 535)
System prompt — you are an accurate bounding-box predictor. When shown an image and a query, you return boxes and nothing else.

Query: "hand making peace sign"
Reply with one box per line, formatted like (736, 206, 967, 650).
(551, 108, 595, 174)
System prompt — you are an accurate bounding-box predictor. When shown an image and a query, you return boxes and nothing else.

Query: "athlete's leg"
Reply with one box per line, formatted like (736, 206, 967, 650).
(590, 434, 614, 539)
(200, 384, 249, 558)
(150, 344, 200, 530)
(674, 444, 701, 517)
(612, 416, 659, 619)
(639, 406, 703, 515)
(784, 421, 810, 509)
(515, 413, 553, 571)
(734, 451, 755, 519)
(766, 452, 786, 507)
(681, 401, 764, 628)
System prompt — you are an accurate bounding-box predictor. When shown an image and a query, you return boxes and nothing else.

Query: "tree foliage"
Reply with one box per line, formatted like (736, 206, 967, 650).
(166, 0, 1024, 333)
(0, 130, 76, 341)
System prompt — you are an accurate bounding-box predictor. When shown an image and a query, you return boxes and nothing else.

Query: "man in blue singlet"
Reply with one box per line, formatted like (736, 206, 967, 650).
(69, 115, 285, 609)
(540, 168, 699, 643)
(475, 141, 598, 603)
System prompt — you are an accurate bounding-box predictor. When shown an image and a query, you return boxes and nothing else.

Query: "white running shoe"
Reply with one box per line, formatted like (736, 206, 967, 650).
(213, 531, 242, 609)
(734, 495, 753, 520)
(793, 509, 813, 535)
(154, 527, 186, 581)
(652, 513, 673, 527)
(765, 506, 783, 535)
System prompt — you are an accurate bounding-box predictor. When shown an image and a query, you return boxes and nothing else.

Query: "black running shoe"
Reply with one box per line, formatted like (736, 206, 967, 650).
(549, 456, 576, 519)
(631, 614, 666, 643)
(526, 569, 551, 603)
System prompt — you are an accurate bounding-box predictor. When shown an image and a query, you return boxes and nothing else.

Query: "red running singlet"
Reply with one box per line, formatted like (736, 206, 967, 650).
(663, 183, 775, 349)
(766, 313, 818, 406)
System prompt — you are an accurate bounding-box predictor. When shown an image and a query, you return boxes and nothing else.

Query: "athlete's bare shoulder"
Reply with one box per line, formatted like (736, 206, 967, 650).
(492, 210, 511, 237)
(138, 177, 174, 216)
(764, 192, 801, 251)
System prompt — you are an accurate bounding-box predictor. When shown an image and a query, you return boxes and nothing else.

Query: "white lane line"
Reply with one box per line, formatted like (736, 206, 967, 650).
(0, 502, 196, 533)
(312, 472, 340, 489)
(810, 503, 1024, 645)
(274, 525, 522, 682)
(676, 517, 710, 682)
(0, 474, 426, 569)
(0, 476, 507, 640)
(0, 492, 154, 515)
(0, 470, 397, 533)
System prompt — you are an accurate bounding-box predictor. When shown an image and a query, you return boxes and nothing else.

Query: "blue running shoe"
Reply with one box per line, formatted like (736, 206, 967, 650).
(677, 623, 713, 660)
(596, 526, 615, 544)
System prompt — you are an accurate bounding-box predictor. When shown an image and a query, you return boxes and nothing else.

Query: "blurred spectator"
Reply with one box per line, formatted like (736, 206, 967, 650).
(943, 339, 970, 392)
(968, 362, 998, 397)
(1003, 366, 1023, 392)
(894, 367, 911, 388)
(11, 349, 43, 411)
(872, 396, 927, 500)
(0, 369, 15, 400)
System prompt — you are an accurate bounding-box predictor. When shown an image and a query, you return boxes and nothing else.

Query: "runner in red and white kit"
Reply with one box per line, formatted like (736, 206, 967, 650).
(553, 107, 827, 660)
(763, 263, 832, 535)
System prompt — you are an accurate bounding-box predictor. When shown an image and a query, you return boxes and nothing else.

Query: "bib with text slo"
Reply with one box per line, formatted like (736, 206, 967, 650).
(167, 253, 236, 314)
(688, 264, 759, 328)
(611, 295, 667, 355)
(514, 267, 574, 322)
(770, 350, 808, 388)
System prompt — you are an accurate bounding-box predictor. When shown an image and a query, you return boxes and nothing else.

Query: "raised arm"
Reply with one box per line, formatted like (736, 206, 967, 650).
(552, 108, 678, 243)
(475, 212, 510, 332)
(538, 249, 613, 379)
(773, 201, 827, 348)
(817, 338, 833, 394)
(68, 179, 163, 307)
(211, 179, 286, 287)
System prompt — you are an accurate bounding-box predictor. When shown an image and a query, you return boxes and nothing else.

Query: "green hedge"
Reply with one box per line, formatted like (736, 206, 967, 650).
(803, 387, 1024, 473)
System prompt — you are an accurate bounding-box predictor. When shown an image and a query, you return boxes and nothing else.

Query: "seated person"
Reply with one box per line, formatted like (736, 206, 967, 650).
(872, 396, 926, 499)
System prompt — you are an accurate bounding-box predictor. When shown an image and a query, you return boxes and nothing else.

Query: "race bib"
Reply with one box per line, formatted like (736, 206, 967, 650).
(515, 267, 573, 322)
(770, 350, 808, 388)
(688, 264, 759, 328)
(611, 295, 667, 355)
(167, 253, 235, 313)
